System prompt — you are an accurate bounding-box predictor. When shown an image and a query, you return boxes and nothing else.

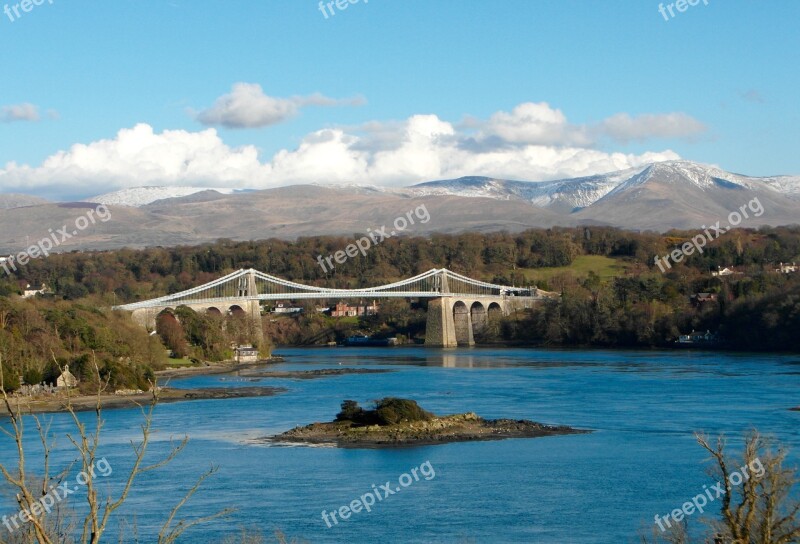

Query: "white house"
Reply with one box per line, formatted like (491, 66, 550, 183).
(57, 365, 78, 388)
(272, 301, 303, 314)
(21, 283, 50, 299)
(234, 345, 260, 363)
(711, 267, 737, 277)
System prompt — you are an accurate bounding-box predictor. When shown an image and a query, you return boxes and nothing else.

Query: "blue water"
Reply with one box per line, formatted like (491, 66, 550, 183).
(2, 347, 799, 543)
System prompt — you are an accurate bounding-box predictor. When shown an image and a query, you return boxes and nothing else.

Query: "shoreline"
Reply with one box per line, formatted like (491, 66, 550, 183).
(0, 386, 287, 415)
(239, 368, 394, 380)
(155, 356, 284, 379)
(271, 343, 800, 356)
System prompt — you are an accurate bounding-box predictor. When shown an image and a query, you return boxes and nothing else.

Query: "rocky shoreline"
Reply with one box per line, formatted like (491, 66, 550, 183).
(240, 368, 394, 380)
(155, 356, 284, 379)
(270, 411, 589, 448)
(0, 386, 287, 415)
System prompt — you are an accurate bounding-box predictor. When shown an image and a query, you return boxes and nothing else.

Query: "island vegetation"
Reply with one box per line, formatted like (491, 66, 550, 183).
(270, 398, 588, 448)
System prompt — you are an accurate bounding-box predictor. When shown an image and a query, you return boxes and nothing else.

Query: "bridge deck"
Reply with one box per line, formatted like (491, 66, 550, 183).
(113, 268, 553, 311)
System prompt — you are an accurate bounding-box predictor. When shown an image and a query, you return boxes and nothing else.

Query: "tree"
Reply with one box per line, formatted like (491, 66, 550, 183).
(335, 400, 363, 422)
(156, 313, 188, 359)
(0, 355, 232, 543)
(644, 431, 800, 543)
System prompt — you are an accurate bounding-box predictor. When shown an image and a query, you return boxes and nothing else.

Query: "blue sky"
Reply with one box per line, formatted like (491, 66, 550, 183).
(0, 0, 797, 200)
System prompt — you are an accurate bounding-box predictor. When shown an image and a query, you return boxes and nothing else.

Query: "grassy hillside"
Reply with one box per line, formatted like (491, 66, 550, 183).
(519, 255, 629, 283)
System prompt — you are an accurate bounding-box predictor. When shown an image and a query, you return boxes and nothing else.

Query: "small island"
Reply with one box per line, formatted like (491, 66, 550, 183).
(269, 398, 589, 448)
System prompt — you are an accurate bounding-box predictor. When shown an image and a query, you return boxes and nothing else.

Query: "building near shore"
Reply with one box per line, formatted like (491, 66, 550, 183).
(57, 365, 78, 388)
(272, 301, 303, 314)
(331, 301, 379, 317)
(234, 345, 260, 363)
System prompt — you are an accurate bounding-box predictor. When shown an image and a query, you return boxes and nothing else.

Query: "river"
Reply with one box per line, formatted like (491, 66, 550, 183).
(2, 347, 799, 543)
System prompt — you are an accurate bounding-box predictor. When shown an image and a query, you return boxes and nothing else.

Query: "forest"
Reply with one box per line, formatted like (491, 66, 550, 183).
(1, 225, 799, 392)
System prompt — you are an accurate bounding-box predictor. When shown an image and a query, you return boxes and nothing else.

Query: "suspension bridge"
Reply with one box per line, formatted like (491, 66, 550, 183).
(113, 268, 558, 347)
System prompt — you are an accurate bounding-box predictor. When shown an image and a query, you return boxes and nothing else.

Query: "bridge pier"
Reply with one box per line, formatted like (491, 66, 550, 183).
(453, 301, 475, 347)
(425, 298, 482, 348)
(424, 298, 458, 348)
(470, 302, 488, 335)
(130, 301, 263, 346)
(130, 307, 159, 330)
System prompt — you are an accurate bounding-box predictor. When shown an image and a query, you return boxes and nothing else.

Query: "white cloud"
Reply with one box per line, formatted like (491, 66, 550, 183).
(597, 112, 707, 143)
(194, 83, 365, 129)
(477, 102, 593, 147)
(1, 103, 41, 123)
(0, 124, 271, 197)
(1, 103, 693, 198)
(469, 102, 706, 147)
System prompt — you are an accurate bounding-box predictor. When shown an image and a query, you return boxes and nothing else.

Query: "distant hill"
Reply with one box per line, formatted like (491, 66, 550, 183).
(0, 161, 798, 253)
(405, 161, 800, 229)
(0, 193, 50, 210)
(86, 186, 243, 207)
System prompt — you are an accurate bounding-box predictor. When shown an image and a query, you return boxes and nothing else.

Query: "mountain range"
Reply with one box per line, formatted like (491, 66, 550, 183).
(0, 161, 798, 253)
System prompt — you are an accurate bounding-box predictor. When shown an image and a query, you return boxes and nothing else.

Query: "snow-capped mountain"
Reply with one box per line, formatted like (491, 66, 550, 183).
(85, 186, 242, 207)
(405, 169, 642, 213)
(80, 161, 800, 212)
(2, 160, 798, 253)
(405, 161, 800, 213)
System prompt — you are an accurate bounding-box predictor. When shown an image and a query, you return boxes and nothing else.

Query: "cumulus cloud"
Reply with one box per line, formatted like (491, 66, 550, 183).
(1, 103, 41, 123)
(194, 83, 365, 128)
(597, 112, 707, 143)
(0, 123, 271, 197)
(467, 102, 706, 147)
(475, 102, 593, 147)
(1, 102, 696, 198)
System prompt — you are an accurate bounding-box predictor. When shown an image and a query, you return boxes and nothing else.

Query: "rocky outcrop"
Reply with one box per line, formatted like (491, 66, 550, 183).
(269, 409, 588, 448)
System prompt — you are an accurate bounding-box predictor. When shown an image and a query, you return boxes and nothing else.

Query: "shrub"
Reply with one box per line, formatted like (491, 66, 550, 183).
(373, 398, 433, 425)
(334, 398, 433, 426)
(23, 368, 42, 386)
(0, 363, 19, 392)
(336, 400, 364, 422)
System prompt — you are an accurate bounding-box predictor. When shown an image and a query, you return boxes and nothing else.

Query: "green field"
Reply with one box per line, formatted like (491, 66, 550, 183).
(518, 255, 629, 283)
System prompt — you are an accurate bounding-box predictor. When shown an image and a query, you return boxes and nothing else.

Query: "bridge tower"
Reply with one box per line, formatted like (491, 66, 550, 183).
(424, 270, 475, 348)
(240, 269, 263, 343)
